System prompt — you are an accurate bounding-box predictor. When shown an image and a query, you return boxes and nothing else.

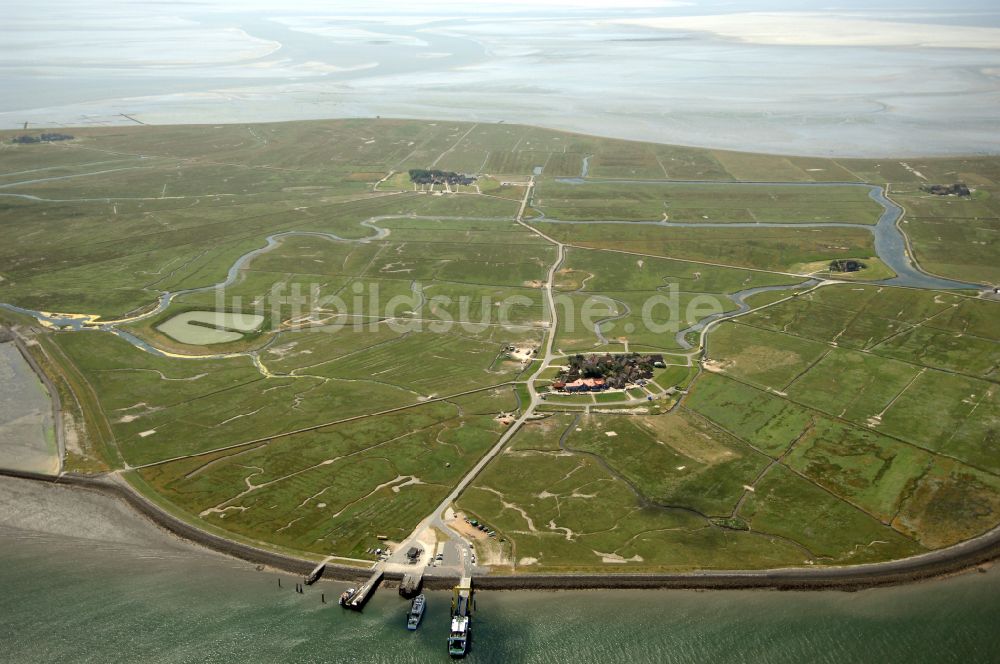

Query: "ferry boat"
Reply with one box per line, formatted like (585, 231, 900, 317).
(447, 582, 473, 657)
(448, 613, 470, 657)
(407, 594, 426, 630)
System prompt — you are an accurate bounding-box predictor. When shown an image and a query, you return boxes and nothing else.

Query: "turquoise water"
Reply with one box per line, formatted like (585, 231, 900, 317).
(1, 479, 998, 663)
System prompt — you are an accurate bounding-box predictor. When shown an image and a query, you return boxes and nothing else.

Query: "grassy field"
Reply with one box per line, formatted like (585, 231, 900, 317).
(532, 181, 883, 224)
(539, 222, 877, 273)
(888, 184, 1000, 285)
(137, 400, 507, 557)
(699, 284, 1000, 549)
(551, 247, 801, 352)
(2, 118, 998, 569)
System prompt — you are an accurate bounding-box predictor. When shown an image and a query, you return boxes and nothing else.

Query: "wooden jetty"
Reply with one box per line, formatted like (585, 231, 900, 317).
(340, 566, 384, 611)
(304, 561, 325, 586)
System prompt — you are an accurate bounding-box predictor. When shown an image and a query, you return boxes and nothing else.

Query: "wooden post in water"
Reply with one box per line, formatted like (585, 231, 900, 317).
(278, 578, 282, 589)
(322, 593, 326, 604)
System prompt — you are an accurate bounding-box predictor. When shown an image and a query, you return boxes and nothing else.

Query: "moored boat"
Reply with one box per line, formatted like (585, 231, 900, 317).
(407, 594, 426, 630)
(448, 582, 473, 657)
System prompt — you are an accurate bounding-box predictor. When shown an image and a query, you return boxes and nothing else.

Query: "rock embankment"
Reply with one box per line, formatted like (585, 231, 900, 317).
(2, 467, 998, 591)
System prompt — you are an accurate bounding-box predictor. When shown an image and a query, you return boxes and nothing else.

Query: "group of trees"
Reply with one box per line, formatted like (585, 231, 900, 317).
(560, 353, 660, 388)
(829, 259, 867, 273)
(11, 133, 74, 144)
(921, 183, 971, 196)
(408, 169, 476, 186)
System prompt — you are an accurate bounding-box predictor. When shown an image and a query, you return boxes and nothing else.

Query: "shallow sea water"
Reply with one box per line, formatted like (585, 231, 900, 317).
(0, 477, 998, 664)
(3, 2, 1000, 155)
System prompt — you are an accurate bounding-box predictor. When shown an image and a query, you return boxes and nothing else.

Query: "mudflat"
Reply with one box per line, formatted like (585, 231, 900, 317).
(0, 342, 57, 474)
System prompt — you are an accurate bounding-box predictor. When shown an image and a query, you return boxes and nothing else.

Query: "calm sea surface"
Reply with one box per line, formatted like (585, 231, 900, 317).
(3, 1, 1000, 155)
(3, 3, 1000, 661)
(0, 477, 998, 664)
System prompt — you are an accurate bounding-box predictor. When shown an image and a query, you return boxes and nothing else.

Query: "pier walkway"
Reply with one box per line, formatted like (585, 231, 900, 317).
(341, 565, 384, 610)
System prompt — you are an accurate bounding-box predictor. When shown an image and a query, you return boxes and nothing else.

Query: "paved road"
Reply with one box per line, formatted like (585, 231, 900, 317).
(388, 177, 584, 578)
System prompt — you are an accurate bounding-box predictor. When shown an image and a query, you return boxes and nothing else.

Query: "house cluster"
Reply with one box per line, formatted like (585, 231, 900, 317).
(552, 377, 607, 392)
(829, 258, 866, 273)
(11, 133, 73, 144)
(921, 183, 971, 197)
(408, 168, 476, 186)
(551, 353, 665, 393)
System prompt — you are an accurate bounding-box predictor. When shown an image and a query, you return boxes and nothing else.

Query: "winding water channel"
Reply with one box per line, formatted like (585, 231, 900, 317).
(547, 179, 983, 291)
(0, 184, 984, 360)
(3, 217, 403, 357)
(673, 279, 822, 350)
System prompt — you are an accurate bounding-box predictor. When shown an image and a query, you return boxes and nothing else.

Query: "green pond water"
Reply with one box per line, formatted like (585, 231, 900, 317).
(156, 311, 264, 345)
(1, 478, 998, 663)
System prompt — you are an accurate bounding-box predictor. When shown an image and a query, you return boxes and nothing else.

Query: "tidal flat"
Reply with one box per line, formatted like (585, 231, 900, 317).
(3, 2, 1000, 156)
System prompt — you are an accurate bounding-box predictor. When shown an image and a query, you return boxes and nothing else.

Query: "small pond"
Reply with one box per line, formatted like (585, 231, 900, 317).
(156, 311, 264, 345)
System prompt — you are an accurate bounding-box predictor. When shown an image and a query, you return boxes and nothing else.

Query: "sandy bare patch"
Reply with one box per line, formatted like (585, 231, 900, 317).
(518, 557, 538, 566)
(264, 342, 312, 360)
(593, 550, 644, 564)
(218, 408, 264, 426)
(114, 401, 160, 424)
(508, 345, 537, 362)
(138, 430, 156, 438)
(702, 359, 729, 373)
(448, 516, 490, 541)
(62, 412, 82, 456)
(548, 520, 574, 540)
(391, 476, 424, 493)
(614, 13, 1000, 49)
(900, 162, 928, 181)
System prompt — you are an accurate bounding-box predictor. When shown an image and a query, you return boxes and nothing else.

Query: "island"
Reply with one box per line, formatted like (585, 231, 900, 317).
(1, 118, 997, 591)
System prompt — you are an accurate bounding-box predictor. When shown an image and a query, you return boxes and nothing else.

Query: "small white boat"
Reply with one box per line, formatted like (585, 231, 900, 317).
(407, 594, 426, 630)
